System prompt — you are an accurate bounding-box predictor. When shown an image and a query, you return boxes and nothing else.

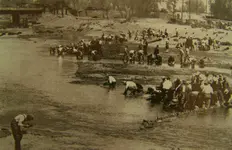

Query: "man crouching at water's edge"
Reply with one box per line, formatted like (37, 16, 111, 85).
(11, 114, 34, 150)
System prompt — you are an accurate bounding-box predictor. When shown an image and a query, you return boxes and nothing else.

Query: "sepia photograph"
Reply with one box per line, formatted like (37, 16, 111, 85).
(0, 0, 232, 149)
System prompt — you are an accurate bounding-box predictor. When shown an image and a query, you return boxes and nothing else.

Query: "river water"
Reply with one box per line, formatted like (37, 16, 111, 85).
(0, 37, 232, 150)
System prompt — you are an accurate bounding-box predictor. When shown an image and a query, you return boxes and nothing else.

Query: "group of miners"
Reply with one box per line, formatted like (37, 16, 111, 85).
(105, 71, 231, 111)
(10, 71, 231, 150)
(49, 26, 229, 70)
(122, 27, 216, 68)
(50, 38, 104, 61)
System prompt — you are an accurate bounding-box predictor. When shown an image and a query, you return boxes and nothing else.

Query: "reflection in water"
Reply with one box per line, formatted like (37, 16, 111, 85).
(224, 108, 232, 121)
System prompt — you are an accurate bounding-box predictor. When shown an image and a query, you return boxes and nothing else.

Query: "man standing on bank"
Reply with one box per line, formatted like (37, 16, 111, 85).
(11, 114, 34, 150)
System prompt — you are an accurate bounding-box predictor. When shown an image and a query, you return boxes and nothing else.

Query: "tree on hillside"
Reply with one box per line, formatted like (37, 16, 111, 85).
(38, 0, 67, 16)
(184, 0, 206, 14)
(167, 0, 177, 18)
(211, 0, 232, 20)
(110, 0, 159, 19)
(64, 0, 88, 16)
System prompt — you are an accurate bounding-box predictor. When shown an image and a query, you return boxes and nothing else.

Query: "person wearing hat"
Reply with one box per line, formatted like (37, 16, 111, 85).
(223, 77, 230, 91)
(137, 47, 145, 64)
(184, 48, 190, 63)
(178, 80, 192, 109)
(128, 30, 132, 39)
(221, 77, 230, 105)
(154, 45, 160, 57)
(191, 72, 201, 89)
(165, 38, 170, 52)
(11, 114, 34, 150)
(164, 28, 168, 38)
(123, 46, 129, 64)
(217, 75, 225, 105)
(162, 77, 173, 106)
(129, 49, 136, 64)
(201, 81, 214, 109)
(189, 57, 197, 69)
(142, 38, 148, 56)
(175, 28, 179, 37)
(193, 71, 201, 84)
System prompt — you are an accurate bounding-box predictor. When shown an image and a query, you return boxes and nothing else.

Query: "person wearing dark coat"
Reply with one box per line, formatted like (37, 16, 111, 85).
(154, 45, 160, 56)
(168, 56, 175, 67)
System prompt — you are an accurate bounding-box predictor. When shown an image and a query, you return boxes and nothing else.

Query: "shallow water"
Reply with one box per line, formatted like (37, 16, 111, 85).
(0, 37, 232, 150)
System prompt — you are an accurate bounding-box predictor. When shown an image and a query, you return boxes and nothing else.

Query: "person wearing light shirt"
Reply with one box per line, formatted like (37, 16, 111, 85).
(123, 81, 137, 95)
(11, 114, 34, 150)
(123, 81, 143, 95)
(108, 75, 116, 89)
(201, 82, 213, 109)
(162, 78, 173, 90)
(129, 50, 136, 63)
(129, 50, 135, 56)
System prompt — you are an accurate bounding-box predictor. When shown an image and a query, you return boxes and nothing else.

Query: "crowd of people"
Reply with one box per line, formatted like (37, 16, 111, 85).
(105, 71, 232, 112)
(48, 26, 229, 70)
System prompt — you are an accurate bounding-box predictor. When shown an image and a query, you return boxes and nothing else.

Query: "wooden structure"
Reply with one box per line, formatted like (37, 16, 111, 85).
(0, 8, 43, 26)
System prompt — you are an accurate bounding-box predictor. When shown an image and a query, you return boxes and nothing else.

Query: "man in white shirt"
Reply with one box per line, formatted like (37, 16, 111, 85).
(11, 114, 34, 150)
(162, 77, 173, 106)
(201, 82, 214, 109)
(162, 77, 173, 90)
(123, 81, 143, 96)
(108, 75, 116, 89)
